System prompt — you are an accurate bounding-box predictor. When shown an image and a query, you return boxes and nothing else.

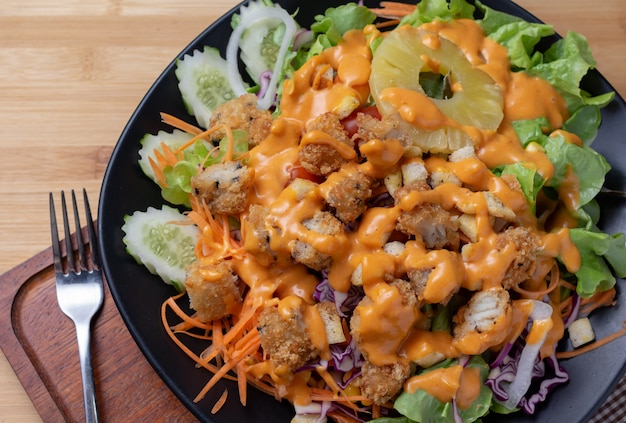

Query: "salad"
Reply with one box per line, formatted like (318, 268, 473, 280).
(120, 0, 626, 422)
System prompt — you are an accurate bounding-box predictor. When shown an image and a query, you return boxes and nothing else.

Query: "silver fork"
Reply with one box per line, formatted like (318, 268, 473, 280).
(50, 189, 104, 423)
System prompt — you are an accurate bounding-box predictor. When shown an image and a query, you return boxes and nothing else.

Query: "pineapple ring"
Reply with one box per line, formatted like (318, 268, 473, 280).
(369, 25, 504, 153)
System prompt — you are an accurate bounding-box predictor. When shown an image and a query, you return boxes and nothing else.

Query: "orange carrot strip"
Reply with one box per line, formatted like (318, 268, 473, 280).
(222, 304, 261, 346)
(212, 319, 224, 350)
(557, 320, 626, 359)
(148, 157, 167, 187)
(375, 19, 401, 29)
(372, 404, 381, 419)
(380, 1, 417, 10)
(152, 147, 170, 167)
(327, 409, 364, 423)
(193, 339, 261, 402)
(161, 112, 203, 135)
(211, 389, 229, 414)
(160, 141, 183, 164)
(237, 362, 248, 406)
(246, 376, 277, 397)
(580, 288, 617, 316)
(514, 263, 560, 299)
(165, 295, 211, 331)
(161, 298, 223, 374)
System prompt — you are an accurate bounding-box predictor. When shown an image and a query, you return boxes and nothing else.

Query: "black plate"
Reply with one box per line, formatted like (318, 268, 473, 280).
(98, 1, 626, 422)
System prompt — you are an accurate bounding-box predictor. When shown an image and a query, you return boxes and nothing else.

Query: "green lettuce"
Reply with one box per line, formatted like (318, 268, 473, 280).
(569, 229, 626, 297)
(475, 0, 615, 133)
(378, 356, 492, 423)
(399, 0, 475, 26)
(511, 117, 611, 209)
(159, 130, 249, 208)
(493, 162, 545, 212)
(293, 2, 376, 67)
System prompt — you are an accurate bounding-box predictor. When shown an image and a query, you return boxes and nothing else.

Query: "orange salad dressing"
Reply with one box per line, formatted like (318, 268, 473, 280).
(196, 17, 586, 410)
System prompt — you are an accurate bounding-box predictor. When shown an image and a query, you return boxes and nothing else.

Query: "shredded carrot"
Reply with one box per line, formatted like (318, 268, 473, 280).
(327, 409, 365, 423)
(161, 112, 203, 135)
(375, 19, 401, 29)
(164, 294, 211, 331)
(372, 404, 381, 419)
(237, 362, 248, 406)
(557, 320, 626, 359)
(370, 1, 417, 18)
(161, 296, 232, 377)
(148, 156, 167, 187)
(194, 338, 261, 402)
(580, 288, 617, 316)
(514, 262, 561, 299)
(211, 389, 229, 414)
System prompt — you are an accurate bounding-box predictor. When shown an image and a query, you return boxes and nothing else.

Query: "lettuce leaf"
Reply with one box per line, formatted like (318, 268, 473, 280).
(400, 0, 475, 26)
(483, 21, 554, 70)
(476, 1, 615, 139)
(569, 229, 626, 297)
(158, 130, 249, 208)
(528, 31, 615, 113)
(312, 2, 376, 42)
(511, 118, 610, 209)
(543, 132, 610, 207)
(493, 162, 545, 212)
(391, 356, 492, 423)
(292, 3, 376, 68)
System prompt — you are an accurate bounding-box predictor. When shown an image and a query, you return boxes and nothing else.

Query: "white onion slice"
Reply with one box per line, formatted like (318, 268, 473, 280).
(226, 5, 297, 110)
(503, 300, 553, 410)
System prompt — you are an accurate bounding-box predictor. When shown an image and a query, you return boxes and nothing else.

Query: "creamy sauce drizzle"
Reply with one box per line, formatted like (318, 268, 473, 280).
(222, 17, 585, 408)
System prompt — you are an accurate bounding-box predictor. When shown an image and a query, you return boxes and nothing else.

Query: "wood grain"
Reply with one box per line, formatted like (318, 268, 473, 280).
(0, 241, 196, 422)
(0, 0, 624, 421)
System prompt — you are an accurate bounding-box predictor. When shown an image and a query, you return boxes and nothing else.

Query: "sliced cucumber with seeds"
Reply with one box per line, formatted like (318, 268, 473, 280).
(122, 205, 199, 292)
(138, 129, 195, 184)
(237, 2, 286, 83)
(175, 46, 245, 129)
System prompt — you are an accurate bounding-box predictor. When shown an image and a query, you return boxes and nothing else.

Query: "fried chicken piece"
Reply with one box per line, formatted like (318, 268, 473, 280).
(292, 210, 343, 271)
(452, 288, 512, 355)
(257, 301, 318, 376)
(350, 280, 417, 361)
(396, 202, 460, 250)
(185, 260, 242, 322)
(495, 226, 540, 289)
(209, 93, 272, 146)
(241, 204, 275, 265)
(299, 112, 354, 177)
(322, 169, 375, 224)
(407, 256, 461, 306)
(355, 113, 419, 155)
(190, 161, 254, 215)
(360, 360, 411, 405)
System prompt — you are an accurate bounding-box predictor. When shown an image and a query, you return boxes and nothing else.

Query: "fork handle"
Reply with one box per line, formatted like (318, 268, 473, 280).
(75, 320, 100, 423)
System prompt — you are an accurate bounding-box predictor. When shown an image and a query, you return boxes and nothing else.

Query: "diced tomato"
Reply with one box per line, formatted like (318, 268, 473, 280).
(288, 163, 324, 184)
(340, 106, 382, 138)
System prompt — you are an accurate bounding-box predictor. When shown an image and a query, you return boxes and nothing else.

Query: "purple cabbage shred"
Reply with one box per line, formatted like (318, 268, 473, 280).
(313, 272, 364, 317)
(486, 336, 569, 414)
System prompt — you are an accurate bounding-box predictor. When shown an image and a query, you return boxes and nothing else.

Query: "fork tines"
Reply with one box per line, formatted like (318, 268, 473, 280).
(49, 189, 99, 274)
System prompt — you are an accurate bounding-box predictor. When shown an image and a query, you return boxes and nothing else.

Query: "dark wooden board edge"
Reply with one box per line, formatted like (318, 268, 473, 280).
(0, 233, 196, 422)
(0, 245, 66, 422)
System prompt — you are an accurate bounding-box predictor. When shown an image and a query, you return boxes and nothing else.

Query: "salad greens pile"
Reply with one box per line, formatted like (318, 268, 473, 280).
(126, 0, 626, 422)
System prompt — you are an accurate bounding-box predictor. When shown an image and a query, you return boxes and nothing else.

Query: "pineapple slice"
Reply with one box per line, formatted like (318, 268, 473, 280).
(369, 25, 504, 153)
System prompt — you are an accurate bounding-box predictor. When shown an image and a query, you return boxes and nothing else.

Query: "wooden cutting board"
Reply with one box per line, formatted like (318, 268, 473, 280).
(0, 234, 196, 422)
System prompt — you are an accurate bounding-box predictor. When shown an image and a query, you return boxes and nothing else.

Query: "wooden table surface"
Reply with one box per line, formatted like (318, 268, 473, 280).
(0, 0, 624, 421)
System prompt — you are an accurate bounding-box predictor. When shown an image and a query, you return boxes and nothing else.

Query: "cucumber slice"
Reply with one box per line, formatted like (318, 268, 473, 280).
(175, 46, 243, 129)
(237, 2, 286, 83)
(122, 205, 199, 292)
(227, 3, 297, 110)
(138, 129, 195, 184)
